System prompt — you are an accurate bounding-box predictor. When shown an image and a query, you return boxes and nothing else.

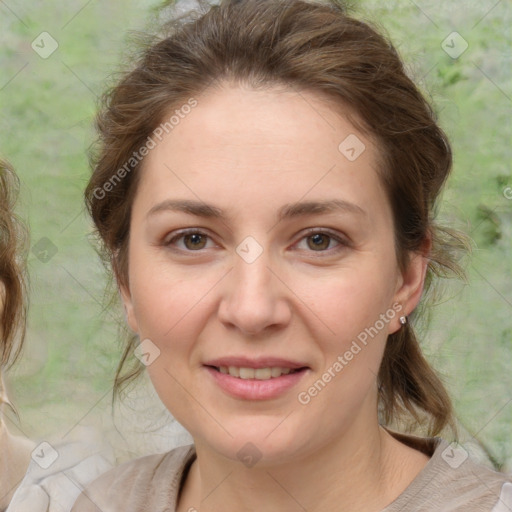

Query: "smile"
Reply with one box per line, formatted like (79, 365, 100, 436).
(204, 360, 309, 400)
(215, 366, 301, 380)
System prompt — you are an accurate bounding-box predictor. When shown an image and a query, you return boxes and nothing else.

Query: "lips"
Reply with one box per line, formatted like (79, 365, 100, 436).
(203, 357, 309, 400)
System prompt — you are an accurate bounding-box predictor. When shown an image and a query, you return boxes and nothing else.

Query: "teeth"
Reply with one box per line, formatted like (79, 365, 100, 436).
(218, 366, 298, 380)
(271, 367, 282, 378)
(254, 368, 272, 380)
(239, 367, 255, 379)
(228, 366, 240, 377)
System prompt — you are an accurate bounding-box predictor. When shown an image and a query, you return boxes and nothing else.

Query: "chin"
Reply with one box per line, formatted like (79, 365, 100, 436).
(190, 413, 319, 468)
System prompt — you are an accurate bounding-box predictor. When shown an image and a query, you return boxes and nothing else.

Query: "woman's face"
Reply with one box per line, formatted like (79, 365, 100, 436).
(121, 83, 426, 464)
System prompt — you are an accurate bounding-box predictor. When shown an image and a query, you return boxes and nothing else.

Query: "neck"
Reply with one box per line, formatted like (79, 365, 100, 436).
(179, 416, 428, 512)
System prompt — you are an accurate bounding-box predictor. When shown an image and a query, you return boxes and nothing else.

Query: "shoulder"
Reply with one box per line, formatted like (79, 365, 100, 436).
(71, 444, 195, 512)
(6, 426, 114, 512)
(386, 436, 512, 512)
(431, 439, 512, 509)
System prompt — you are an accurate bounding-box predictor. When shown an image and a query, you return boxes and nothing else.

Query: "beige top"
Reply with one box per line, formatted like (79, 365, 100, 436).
(71, 432, 512, 511)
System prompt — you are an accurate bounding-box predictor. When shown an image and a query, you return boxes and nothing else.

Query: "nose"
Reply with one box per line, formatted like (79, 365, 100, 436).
(217, 249, 292, 336)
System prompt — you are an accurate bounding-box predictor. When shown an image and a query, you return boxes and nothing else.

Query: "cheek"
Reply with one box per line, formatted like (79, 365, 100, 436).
(127, 259, 222, 398)
(297, 274, 392, 418)
(130, 271, 214, 425)
(292, 268, 397, 345)
(128, 245, 214, 339)
(131, 278, 209, 357)
(290, 267, 397, 411)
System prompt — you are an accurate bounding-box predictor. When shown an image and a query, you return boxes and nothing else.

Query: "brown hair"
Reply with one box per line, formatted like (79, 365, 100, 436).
(0, 159, 27, 370)
(86, 0, 467, 436)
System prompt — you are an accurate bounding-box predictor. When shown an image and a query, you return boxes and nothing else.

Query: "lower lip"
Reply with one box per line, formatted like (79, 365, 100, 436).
(205, 367, 308, 400)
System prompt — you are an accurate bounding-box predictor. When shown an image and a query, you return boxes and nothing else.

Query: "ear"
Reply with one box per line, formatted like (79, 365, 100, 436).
(119, 280, 140, 335)
(390, 238, 431, 334)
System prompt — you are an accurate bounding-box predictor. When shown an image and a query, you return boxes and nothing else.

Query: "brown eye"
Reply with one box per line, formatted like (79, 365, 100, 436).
(165, 230, 214, 252)
(306, 233, 332, 251)
(294, 229, 347, 256)
(183, 233, 207, 250)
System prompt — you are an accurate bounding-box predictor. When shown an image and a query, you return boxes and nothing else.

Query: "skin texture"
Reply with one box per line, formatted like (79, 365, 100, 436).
(121, 83, 430, 511)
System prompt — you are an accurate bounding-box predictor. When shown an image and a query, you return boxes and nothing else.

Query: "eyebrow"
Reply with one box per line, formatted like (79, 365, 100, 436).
(147, 198, 366, 221)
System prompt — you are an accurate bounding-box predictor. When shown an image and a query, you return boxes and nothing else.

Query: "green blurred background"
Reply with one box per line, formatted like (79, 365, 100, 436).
(1, 0, 511, 466)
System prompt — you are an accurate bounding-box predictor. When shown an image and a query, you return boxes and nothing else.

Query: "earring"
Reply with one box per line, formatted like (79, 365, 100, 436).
(399, 315, 407, 326)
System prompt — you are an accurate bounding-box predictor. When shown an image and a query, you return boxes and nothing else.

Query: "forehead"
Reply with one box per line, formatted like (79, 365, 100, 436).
(135, 83, 384, 217)
(153, 83, 371, 161)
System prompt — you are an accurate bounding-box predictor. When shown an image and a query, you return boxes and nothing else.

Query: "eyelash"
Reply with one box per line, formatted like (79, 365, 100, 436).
(164, 228, 349, 256)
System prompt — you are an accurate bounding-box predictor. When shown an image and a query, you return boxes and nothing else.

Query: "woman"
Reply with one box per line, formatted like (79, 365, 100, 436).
(0, 159, 33, 510)
(72, 0, 511, 510)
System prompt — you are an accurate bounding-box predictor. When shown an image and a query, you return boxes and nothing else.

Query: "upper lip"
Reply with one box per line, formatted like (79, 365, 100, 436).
(204, 357, 308, 370)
